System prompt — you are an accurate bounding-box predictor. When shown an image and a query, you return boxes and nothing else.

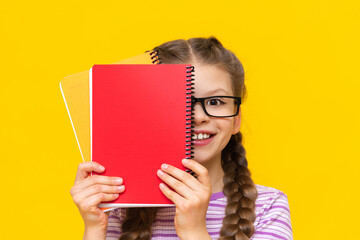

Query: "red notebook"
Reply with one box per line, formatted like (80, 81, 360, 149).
(90, 64, 194, 208)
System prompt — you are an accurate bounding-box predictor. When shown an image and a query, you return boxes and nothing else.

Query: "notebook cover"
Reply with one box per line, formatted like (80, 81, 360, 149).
(60, 51, 159, 162)
(90, 64, 193, 207)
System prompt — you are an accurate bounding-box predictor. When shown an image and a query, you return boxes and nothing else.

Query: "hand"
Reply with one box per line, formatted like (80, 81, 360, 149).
(157, 159, 212, 240)
(70, 162, 125, 234)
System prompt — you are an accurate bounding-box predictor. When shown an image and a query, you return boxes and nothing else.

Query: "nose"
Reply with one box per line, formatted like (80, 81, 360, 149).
(192, 102, 210, 125)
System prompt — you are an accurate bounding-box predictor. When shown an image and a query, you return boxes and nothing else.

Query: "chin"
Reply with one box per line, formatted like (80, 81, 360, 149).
(192, 151, 220, 165)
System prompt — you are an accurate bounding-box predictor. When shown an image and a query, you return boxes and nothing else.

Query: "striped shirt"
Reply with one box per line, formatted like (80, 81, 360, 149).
(106, 184, 293, 240)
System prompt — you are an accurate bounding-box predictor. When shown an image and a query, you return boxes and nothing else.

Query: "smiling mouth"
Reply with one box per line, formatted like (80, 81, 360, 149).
(192, 133, 215, 140)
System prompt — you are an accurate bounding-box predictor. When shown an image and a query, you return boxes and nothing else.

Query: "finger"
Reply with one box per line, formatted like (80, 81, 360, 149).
(80, 193, 119, 212)
(160, 163, 202, 191)
(159, 182, 184, 206)
(157, 169, 192, 199)
(75, 175, 123, 191)
(71, 175, 123, 198)
(72, 183, 124, 206)
(75, 162, 105, 182)
(181, 159, 211, 187)
(74, 184, 125, 201)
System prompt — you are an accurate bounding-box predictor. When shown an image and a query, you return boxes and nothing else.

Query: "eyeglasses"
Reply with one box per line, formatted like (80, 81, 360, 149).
(191, 96, 241, 118)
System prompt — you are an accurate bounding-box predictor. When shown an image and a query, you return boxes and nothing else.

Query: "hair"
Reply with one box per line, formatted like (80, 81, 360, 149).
(119, 37, 258, 240)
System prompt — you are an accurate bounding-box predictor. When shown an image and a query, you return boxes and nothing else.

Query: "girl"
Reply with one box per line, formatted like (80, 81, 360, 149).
(70, 37, 293, 240)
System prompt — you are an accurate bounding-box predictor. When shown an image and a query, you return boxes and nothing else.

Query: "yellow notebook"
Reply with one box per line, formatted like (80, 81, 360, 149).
(60, 51, 160, 162)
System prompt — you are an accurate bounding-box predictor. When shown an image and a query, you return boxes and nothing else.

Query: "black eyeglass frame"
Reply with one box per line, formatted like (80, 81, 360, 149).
(191, 95, 242, 118)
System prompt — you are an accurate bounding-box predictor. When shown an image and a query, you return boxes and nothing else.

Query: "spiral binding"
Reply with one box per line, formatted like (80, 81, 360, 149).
(145, 50, 162, 64)
(185, 66, 195, 160)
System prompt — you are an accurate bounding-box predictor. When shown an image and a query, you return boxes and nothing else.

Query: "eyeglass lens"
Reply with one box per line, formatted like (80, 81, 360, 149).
(204, 97, 239, 117)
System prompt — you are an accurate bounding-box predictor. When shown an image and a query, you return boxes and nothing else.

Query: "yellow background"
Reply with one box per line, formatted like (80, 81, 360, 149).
(1, 0, 359, 239)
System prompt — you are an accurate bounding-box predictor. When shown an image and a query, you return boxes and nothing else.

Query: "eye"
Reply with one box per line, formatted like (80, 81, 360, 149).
(207, 98, 225, 106)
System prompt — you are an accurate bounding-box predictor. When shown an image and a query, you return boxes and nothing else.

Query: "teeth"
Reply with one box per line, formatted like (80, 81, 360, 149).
(198, 133, 203, 139)
(192, 133, 211, 140)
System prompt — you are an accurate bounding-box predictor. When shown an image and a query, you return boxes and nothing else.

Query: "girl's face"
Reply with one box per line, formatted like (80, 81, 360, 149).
(192, 63, 241, 167)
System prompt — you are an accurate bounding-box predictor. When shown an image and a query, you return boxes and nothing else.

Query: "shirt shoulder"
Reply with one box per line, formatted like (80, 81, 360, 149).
(251, 184, 293, 240)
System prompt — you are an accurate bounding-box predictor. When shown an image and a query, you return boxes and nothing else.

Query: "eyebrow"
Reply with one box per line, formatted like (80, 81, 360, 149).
(204, 88, 232, 96)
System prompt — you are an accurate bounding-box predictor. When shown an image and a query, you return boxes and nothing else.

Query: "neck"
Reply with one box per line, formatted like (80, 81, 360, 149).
(201, 153, 224, 194)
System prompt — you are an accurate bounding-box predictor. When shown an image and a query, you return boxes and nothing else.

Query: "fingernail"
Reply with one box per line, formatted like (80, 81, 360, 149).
(182, 159, 188, 164)
(157, 169, 164, 176)
(113, 194, 119, 198)
(117, 185, 125, 191)
(99, 165, 105, 171)
(115, 178, 123, 184)
(161, 164, 168, 169)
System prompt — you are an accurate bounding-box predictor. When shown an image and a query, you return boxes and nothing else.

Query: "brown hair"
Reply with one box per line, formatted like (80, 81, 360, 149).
(119, 37, 258, 240)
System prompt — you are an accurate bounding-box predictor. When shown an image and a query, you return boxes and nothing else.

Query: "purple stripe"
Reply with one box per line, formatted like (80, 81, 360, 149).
(155, 217, 225, 223)
(152, 232, 220, 238)
(257, 222, 292, 236)
(158, 209, 176, 213)
(206, 217, 225, 222)
(263, 197, 275, 202)
(152, 233, 179, 237)
(269, 205, 290, 213)
(276, 191, 287, 197)
(258, 192, 287, 200)
(255, 231, 288, 240)
(106, 230, 121, 234)
(260, 218, 292, 230)
(210, 202, 264, 209)
(210, 191, 225, 200)
(209, 203, 226, 208)
(155, 219, 174, 223)
(257, 191, 277, 196)
(107, 225, 121, 229)
(256, 205, 290, 220)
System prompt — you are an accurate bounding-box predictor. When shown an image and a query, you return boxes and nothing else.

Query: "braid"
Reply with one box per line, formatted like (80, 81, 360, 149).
(119, 208, 158, 240)
(219, 132, 258, 240)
